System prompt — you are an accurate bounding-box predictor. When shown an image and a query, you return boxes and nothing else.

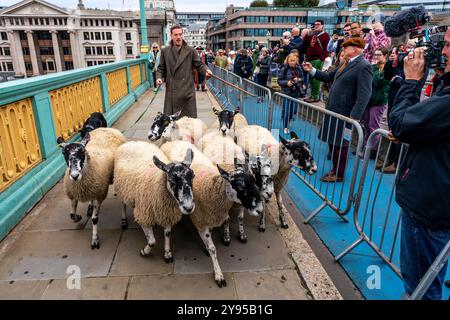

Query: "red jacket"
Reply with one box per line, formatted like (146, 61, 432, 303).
(304, 31, 330, 62)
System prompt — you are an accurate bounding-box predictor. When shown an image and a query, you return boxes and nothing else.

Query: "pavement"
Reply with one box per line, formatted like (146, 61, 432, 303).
(0, 86, 341, 300)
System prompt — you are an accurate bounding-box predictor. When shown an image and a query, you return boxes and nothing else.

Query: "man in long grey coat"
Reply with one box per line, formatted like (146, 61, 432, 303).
(303, 37, 372, 182)
(156, 25, 212, 118)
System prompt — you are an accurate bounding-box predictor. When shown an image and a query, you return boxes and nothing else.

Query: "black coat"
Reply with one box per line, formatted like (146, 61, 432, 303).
(277, 64, 305, 98)
(234, 55, 253, 79)
(313, 55, 373, 146)
(389, 72, 450, 229)
(256, 55, 271, 75)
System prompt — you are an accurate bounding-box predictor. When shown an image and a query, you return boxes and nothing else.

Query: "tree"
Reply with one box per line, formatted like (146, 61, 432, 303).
(250, 0, 269, 7)
(273, 0, 318, 7)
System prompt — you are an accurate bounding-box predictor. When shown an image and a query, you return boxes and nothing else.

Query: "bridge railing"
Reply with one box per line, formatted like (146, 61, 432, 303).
(0, 58, 151, 240)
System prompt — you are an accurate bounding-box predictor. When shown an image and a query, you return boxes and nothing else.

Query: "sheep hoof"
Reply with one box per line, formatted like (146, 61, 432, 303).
(91, 239, 100, 250)
(216, 279, 227, 288)
(239, 235, 248, 244)
(140, 249, 149, 257)
(86, 205, 94, 218)
(258, 226, 266, 233)
(280, 222, 289, 229)
(222, 238, 231, 247)
(121, 218, 128, 230)
(71, 214, 82, 223)
(164, 256, 173, 264)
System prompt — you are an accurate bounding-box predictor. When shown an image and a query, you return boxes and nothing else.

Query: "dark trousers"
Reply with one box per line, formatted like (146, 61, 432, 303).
(329, 144, 348, 177)
(256, 73, 269, 88)
(152, 71, 157, 87)
(400, 210, 450, 300)
(281, 99, 299, 129)
(197, 73, 206, 89)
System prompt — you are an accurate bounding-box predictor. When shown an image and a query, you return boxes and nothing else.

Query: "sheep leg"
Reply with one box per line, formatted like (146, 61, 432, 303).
(70, 199, 82, 223)
(276, 191, 289, 229)
(86, 201, 94, 218)
(163, 226, 173, 263)
(222, 217, 231, 246)
(120, 203, 128, 230)
(90, 200, 101, 249)
(198, 228, 226, 288)
(258, 208, 266, 233)
(237, 208, 248, 243)
(140, 225, 155, 257)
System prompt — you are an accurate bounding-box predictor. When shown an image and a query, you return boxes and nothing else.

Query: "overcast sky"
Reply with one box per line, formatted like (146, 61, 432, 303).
(1, 0, 254, 12)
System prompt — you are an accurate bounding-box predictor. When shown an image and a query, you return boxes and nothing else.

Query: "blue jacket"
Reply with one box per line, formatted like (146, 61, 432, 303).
(389, 72, 450, 229)
(277, 64, 305, 98)
(283, 36, 302, 54)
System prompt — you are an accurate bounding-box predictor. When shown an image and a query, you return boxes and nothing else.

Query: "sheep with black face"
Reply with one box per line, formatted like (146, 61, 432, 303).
(209, 106, 248, 136)
(57, 127, 126, 249)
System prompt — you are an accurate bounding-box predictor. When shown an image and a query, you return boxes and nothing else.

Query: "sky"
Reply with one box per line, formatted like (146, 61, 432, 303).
(0, 0, 254, 12)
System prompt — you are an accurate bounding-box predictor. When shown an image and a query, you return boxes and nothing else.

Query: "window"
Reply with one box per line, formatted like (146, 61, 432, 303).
(98, 61, 104, 65)
(1, 32, 7, 41)
(40, 47, 54, 55)
(25, 62, 33, 71)
(95, 32, 101, 40)
(106, 32, 112, 40)
(111, 20, 115, 27)
(85, 47, 92, 55)
(60, 32, 69, 40)
(22, 47, 30, 55)
(65, 61, 74, 70)
(101, 32, 105, 40)
(107, 47, 114, 55)
(47, 61, 55, 71)
(106, 20, 109, 27)
(245, 16, 269, 23)
(273, 16, 297, 24)
(87, 61, 93, 67)
(63, 47, 71, 55)
(19, 31, 27, 40)
(126, 46, 133, 55)
(95, 20, 99, 27)
(125, 33, 131, 41)
(37, 32, 51, 40)
(96, 46, 103, 55)
(3, 47, 10, 56)
(84, 32, 90, 40)
(101, 20, 104, 26)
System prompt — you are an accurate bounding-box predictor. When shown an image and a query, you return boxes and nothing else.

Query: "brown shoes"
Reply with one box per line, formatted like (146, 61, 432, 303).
(320, 172, 344, 183)
(304, 97, 320, 103)
(381, 163, 397, 174)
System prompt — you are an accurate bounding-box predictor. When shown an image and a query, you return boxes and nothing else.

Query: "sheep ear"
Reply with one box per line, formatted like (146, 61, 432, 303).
(170, 110, 182, 121)
(213, 107, 221, 115)
(217, 165, 230, 181)
(290, 131, 299, 141)
(234, 157, 245, 170)
(279, 135, 290, 148)
(234, 107, 240, 115)
(182, 148, 194, 167)
(153, 156, 169, 173)
(81, 133, 91, 147)
(56, 137, 66, 148)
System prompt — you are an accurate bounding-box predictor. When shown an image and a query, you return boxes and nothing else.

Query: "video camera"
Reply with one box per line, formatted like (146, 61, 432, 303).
(385, 5, 448, 69)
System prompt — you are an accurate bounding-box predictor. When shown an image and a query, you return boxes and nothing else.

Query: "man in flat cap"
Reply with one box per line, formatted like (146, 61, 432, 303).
(302, 37, 372, 183)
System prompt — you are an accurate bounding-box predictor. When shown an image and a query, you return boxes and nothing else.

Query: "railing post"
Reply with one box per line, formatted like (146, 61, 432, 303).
(99, 73, 110, 113)
(32, 92, 58, 158)
(125, 65, 133, 98)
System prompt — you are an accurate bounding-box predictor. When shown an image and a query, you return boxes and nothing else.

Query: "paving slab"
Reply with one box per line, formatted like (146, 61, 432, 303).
(0, 230, 121, 281)
(108, 228, 173, 277)
(173, 218, 295, 274)
(127, 273, 236, 300)
(234, 269, 309, 300)
(85, 197, 139, 230)
(41, 276, 129, 300)
(0, 280, 49, 299)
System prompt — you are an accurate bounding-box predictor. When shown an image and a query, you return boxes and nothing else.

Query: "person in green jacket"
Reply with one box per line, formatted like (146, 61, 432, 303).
(363, 47, 391, 158)
(214, 49, 228, 69)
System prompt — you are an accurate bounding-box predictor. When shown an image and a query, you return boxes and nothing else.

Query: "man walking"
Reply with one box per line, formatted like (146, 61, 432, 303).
(156, 25, 212, 118)
(302, 37, 372, 182)
(302, 20, 330, 103)
(194, 46, 207, 92)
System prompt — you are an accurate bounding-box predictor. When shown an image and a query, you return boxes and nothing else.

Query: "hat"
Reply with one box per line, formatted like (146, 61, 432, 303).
(229, 50, 236, 55)
(196, 46, 204, 50)
(342, 37, 365, 49)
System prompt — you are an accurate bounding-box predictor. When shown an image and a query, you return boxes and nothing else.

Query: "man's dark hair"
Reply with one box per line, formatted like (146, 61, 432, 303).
(170, 25, 182, 34)
(315, 20, 324, 25)
(351, 21, 361, 27)
(344, 22, 351, 28)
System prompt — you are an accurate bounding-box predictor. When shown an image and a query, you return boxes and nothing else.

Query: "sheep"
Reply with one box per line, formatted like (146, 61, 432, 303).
(160, 140, 263, 287)
(236, 126, 318, 230)
(113, 141, 195, 263)
(147, 110, 207, 145)
(79, 112, 107, 139)
(209, 106, 248, 136)
(56, 127, 126, 249)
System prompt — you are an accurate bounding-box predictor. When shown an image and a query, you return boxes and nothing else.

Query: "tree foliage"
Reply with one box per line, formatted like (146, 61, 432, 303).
(273, 0, 319, 7)
(250, 0, 269, 7)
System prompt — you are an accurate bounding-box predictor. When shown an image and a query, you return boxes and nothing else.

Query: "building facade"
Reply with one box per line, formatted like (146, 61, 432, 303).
(206, 4, 401, 51)
(144, 0, 176, 47)
(176, 12, 224, 27)
(0, 0, 141, 78)
(183, 23, 207, 48)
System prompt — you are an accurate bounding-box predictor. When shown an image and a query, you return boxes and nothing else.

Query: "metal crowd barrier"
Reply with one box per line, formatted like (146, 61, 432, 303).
(241, 78, 272, 128)
(226, 72, 243, 111)
(271, 92, 364, 223)
(335, 129, 407, 277)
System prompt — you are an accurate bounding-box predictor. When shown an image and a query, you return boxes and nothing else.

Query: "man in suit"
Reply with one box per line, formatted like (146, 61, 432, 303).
(302, 37, 372, 183)
(156, 25, 212, 118)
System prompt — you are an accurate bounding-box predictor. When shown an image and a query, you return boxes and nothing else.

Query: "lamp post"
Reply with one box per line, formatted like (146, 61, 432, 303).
(266, 30, 271, 50)
(251, 35, 255, 49)
(139, 0, 149, 59)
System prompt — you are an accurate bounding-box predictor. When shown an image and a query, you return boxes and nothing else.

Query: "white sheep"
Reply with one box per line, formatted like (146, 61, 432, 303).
(57, 127, 126, 249)
(160, 140, 263, 287)
(148, 110, 207, 145)
(209, 106, 248, 136)
(114, 141, 195, 263)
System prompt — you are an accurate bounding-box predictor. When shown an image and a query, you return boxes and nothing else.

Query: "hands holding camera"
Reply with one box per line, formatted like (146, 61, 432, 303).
(302, 62, 313, 72)
(404, 48, 426, 81)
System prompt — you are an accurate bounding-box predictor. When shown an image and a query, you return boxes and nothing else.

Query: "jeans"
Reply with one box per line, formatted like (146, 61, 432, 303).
(400, 209, 450, 300)
(309, 59, 324, 99)
(281, 98, 299, 129)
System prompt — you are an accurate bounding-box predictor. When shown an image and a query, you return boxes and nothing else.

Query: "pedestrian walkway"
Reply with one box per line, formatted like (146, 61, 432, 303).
(0, 87, 340, 300)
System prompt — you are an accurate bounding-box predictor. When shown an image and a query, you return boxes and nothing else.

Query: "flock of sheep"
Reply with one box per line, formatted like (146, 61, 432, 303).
(56, 108, 317, 287)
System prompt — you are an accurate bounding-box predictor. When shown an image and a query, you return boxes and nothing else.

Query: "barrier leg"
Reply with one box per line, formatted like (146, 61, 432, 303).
(335, 237, 364, 261)
(304, 202, 327, 224)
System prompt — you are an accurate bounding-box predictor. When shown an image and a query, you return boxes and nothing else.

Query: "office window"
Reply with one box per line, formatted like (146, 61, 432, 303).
(126, 46, 133, 55)
(101, 20, 104, 26)
(106, 32, 112, 40)
(106, 20, 109, 27)
(47, 61, 55, 71)
(40, 47, 54, 55)
(84, 32, 90, 40)
(3, 47, 10, 56)
(63, 47, 71, 55)
(22, 47, 30, 55)
(111, 20, 115, 27)
(107, 47, 113, 55)
(87, 61, 93, 67)
(95, 32, 101, 40)
(125, 32, 131, 41)
(65, 61, 74, 70)
(0, 32, 7, 41)
(85, 47, 92, 55)
(25, 62, 33, 71)
(101, 32, 105, 40)
(95, 20, 99, 27)
(96, 46, 103, 55)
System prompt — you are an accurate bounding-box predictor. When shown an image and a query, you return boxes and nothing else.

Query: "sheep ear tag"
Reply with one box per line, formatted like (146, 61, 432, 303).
(290, 131, 299, 141)
(56, 137, 66, 149)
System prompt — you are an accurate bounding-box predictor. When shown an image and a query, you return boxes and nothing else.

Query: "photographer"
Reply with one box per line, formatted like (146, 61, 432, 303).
(388, 28, 450, 300)
(282, 27, 302, 56)
(363, 22, 391, 64)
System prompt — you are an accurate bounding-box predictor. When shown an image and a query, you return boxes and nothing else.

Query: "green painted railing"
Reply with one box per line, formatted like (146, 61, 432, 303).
(0, 58, 152, 240)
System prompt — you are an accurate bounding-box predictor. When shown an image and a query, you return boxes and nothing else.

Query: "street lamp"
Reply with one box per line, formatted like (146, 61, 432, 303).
(251, 35, 255, 49)
(266, 30, 271, 49)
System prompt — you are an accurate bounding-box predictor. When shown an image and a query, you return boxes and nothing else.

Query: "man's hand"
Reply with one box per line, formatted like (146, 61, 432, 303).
(388, 131, 400, 144)
(156, 78, 163, 86)
(404, 48, 425, 81)
(287, 80, 293, 87)
(205, 69, 212, 79)
(302, 62, 313, 72)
